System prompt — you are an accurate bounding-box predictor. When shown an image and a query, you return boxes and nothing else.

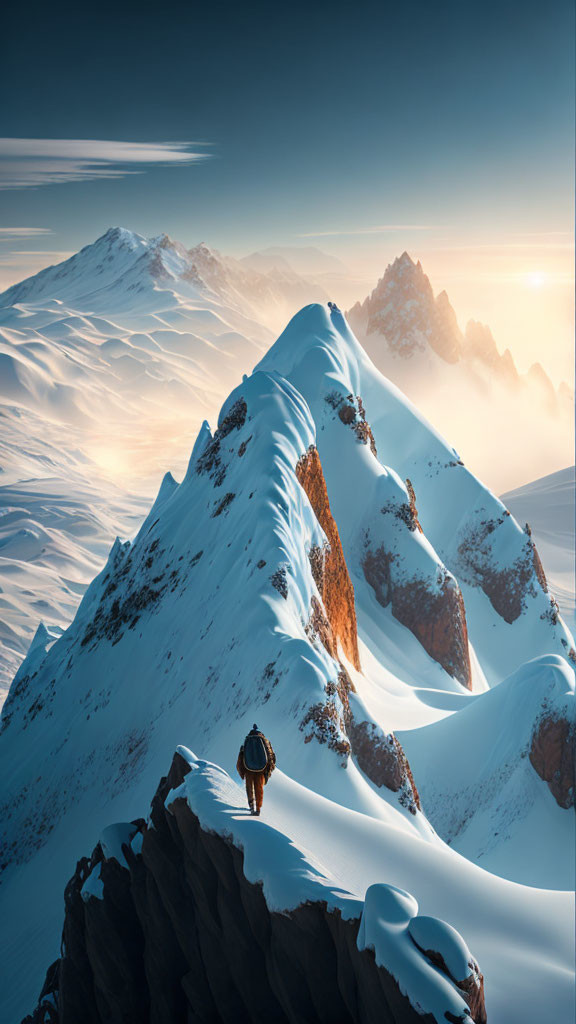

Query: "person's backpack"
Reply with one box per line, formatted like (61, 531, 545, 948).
(243, 733, 269, 772)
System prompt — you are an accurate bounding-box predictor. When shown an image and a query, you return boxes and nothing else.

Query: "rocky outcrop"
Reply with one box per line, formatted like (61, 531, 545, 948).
(362, 480, 472, 690)
(457, 515, 548, 625)
(346, 718, 421, 813)
(196, 397, 248, 486)
(300, 665, 421, 814)
(326, 392, 378, 457)
(530, 714, 575, 809)
(24, 752, 486, 1024)
(347, 253, 463, 364)
(295, 447, 422, 804)
(296, 445, 361, 670)
(390, 575, 471, 690)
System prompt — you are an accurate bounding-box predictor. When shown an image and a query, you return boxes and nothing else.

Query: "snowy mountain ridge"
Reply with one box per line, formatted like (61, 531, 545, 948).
(0, 302, 573, 1023)
(24, 747, 487, 1024)
(0, 226, 327, 329)
(0, 229, 572, 696)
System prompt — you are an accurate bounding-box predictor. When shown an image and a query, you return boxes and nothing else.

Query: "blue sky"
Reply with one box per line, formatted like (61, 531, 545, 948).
(0, 0, 574, 375)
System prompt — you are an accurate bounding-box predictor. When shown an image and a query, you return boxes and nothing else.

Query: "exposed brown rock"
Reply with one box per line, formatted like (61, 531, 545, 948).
(457, 518, 547, 624)
(330, 393, 378, 457)
(457, 972, 487, 1024)
(300, 666, 421, 813)
(305, 594, 338, 661)
(270, 566, 288, 599)
(526, 523, 548, 593)
(392, 577, 471, 690)
(300, 696, 351, 764)
(25, 753, 484, 1024)
(196, 397, 247, 485)
(296, 446, 361, 670)
(405, 479, 423, 533)
(529, 714, 575, 809)
(363, 546, 472, 690)
(346, 720, 421, 813)
(362, 546, 396, 606)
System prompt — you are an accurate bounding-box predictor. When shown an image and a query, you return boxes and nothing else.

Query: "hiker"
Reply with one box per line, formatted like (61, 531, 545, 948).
(236, 723, 276, 815)
(328, 300, 340, 312)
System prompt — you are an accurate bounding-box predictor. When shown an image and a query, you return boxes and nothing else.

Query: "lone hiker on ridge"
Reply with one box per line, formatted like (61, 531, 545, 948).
(236, 724, 276, 816)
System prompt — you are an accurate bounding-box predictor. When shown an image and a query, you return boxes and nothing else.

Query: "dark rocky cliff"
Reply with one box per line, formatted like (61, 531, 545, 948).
(24, 751, 486, 1024)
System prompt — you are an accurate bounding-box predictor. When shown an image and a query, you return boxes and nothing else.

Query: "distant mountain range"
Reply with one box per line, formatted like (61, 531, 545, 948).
(348, 251, 570, 411)
(0, 227, 282, 692)
(0, 229, 572, 697)
(241, 245, 349, 278)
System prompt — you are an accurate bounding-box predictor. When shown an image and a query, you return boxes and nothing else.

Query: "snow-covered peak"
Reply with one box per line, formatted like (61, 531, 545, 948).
(98, 226, 146, 250)
(0, 225, 180, 309)
(0, 300, 573, 1022)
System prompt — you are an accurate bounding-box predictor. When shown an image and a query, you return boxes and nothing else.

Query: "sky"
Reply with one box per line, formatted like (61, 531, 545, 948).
(1, 0, 574, 382)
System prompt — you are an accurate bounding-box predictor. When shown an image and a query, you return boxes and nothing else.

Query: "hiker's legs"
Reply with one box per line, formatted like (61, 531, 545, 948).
(253, 772, 265, 814)
(245, 774, 255, 813)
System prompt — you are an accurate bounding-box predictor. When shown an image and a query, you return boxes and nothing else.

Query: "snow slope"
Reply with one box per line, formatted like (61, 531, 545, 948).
(1, 233, 571, 701)
(0, 303, 573, 1022)
(0, 227, 304, 694)
(0, 466, 147, 697)
(255, 304, 574, 685)
(501, 466, 575, 633)
(401, 654, 575, 888)
(169, 751, 574, 1024)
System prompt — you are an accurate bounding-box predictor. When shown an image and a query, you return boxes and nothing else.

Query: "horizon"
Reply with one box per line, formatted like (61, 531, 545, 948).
(1, 0, 574, 385)
(1, 220, 573, 387)
(0, 6, 574, 1021)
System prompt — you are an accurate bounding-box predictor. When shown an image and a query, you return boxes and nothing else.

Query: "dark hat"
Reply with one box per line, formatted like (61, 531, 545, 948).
(252, 723, 258, 730)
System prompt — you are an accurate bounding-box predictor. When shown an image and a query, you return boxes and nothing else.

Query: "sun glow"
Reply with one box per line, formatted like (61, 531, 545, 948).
(525, 271, 546, 289)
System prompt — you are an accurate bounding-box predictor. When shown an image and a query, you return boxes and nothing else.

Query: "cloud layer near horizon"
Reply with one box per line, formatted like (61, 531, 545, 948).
(0, 139, 211, 190)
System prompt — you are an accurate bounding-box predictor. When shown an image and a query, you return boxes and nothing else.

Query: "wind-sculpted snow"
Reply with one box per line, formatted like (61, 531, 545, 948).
(0, 471, 147, 698)
(400, 654, 575, 888)
(0, 301, 574, 1022)
(0, 228, 283, 693)
(24, 750, 486, 1024)
(255, 303, 574, 686)
(0, 354, 433, 1018)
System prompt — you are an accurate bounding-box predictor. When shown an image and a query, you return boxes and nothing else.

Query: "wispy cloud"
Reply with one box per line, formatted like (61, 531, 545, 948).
(418, 241, 575, 252)
(0, 227, 53, 238)
(297, 224, 445, 238)
(0, 250, 73, 265)
(0, 139, 212, 190)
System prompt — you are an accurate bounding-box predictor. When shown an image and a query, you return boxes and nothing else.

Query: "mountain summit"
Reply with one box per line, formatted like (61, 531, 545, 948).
(347, 252, 572, 492)
(347, 250, 567, 394)
(0, 227, 324, 325)
(1, 301, 573, 1023)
